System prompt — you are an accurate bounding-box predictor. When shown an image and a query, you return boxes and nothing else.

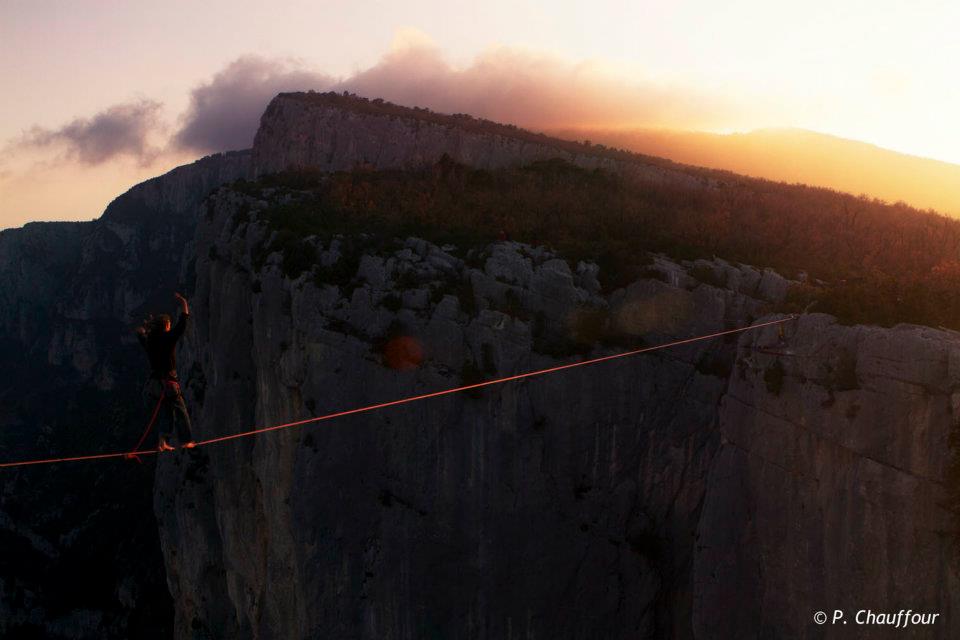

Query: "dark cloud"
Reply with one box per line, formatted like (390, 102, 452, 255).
(20, 100, 163, 165)
(173, 56, 333, 153)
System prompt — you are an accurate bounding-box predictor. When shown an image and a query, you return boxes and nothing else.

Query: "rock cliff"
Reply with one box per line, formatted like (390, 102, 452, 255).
(155, 170, 960, 638)
(251, 92, 700, 189)
(0, 150, 250, 639)
(156, 184, 781, 638)
(697, 318, 960, 638)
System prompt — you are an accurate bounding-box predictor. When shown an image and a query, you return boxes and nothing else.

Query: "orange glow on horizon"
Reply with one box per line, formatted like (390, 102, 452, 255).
(549, 126, 960, 217)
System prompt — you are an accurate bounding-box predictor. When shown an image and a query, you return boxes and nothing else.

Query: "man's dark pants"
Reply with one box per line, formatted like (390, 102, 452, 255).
(142, 378, 193, 444)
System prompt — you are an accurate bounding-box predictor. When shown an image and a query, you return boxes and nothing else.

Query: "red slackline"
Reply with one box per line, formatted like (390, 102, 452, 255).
(0, 316, 795, 470)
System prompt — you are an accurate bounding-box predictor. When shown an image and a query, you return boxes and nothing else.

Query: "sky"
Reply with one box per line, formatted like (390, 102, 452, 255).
(2, 0, 958, 228)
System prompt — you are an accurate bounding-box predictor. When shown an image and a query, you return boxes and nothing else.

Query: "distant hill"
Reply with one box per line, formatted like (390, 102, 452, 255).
(547, 127, 960, 217)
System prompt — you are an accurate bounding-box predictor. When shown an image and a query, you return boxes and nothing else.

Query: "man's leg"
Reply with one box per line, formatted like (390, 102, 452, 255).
(151, 380, 178, 451)
(133, 379, 171, 454)
(170, 395, 194, 444)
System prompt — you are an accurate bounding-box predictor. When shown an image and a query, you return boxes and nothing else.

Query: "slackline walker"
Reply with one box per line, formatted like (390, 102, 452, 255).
(0, 316, 797, 470)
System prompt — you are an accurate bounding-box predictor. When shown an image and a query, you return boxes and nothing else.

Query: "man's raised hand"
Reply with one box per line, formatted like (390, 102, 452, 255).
(174, 292, 190, 314)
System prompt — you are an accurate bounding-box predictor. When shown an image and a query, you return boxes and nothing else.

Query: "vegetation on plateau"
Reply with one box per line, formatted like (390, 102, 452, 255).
(232, 155, 960, 331)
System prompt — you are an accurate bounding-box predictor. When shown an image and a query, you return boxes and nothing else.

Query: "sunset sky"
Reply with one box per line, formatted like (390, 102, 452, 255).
(2, 0, 958, 228)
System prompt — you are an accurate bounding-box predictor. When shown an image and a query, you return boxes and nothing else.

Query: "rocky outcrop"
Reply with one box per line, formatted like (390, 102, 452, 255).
(252, 93, 700, 189)
(0, 150, 251, 639)
(696, 317, 960, 639)
(153, 180, 960, 639)
(154, 185, 798, 639)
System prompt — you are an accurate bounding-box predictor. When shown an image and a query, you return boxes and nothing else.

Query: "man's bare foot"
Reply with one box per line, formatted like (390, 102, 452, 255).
(158, 439, 175, 452)
(182, 441, 197, 449)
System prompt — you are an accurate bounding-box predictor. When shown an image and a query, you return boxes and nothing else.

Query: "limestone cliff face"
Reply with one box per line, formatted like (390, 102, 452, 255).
(251, 93, 699, 188)
(0, 151, 250, 639)
(156, 184, 797, 639)
(156, 181, 960, 639)
(696, 318, 960, 639)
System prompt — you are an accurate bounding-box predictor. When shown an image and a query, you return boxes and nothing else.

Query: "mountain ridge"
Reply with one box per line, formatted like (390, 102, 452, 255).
(547, 125, 960, 216)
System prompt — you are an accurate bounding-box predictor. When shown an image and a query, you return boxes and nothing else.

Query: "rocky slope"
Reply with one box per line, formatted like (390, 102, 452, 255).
(155, 181, 960, 638)
(0, 150, 250, 639)
(156, 183, 784, 638)
(697, 318, 960, 638)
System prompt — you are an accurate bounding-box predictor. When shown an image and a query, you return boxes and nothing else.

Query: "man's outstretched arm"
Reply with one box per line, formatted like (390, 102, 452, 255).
(171, 292, 190, 340)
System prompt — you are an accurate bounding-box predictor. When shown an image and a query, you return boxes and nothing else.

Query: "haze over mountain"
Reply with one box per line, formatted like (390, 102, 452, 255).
(548, 126, 960, 217)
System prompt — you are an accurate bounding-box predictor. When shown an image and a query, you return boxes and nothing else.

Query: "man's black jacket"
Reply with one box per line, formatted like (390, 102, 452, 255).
(138, 312, 189, 379)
